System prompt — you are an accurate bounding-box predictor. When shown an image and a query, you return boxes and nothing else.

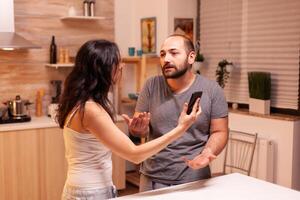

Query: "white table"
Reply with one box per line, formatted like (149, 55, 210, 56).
(115, 173, 300, 200)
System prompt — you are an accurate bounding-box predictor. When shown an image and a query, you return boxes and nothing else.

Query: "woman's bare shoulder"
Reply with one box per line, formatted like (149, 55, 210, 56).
(82, 100, 115, 134)
(83, 101, 111, 123)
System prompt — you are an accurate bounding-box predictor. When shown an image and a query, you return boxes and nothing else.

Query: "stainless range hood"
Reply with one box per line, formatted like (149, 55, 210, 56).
(0, 0, 40, 50)
(0, 32, 40, 50)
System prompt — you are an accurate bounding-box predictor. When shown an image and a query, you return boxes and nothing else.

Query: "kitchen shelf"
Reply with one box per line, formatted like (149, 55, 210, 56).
(126, 171, 140, 187)
(118, 55, 160, 114)
(45, 63, 74, 69)
(122, 56, 159, 64)
(121, 57, 141, 63)
(121, 97, 137, 105)
(60, 16, 107, 21)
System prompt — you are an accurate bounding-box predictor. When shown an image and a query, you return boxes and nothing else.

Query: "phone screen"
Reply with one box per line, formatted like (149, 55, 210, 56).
(187, 91, 203, 114)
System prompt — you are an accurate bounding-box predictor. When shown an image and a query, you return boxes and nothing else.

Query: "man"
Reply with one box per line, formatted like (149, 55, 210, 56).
(122, 34, 228, 192)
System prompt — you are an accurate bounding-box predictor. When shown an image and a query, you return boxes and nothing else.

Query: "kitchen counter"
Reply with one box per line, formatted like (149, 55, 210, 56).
(229, 108, 300, 121)
(0, 115, 125, 132)
(0, 116, 58, 132)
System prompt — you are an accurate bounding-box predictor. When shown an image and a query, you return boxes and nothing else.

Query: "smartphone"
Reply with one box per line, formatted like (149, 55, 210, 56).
(187, 91, 203, 114)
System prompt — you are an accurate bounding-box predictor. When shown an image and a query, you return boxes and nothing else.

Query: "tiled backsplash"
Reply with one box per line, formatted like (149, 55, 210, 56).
(0, 0, 114, 116)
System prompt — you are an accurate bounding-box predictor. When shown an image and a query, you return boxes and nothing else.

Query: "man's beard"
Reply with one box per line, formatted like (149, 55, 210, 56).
(162, 60, 190, 79)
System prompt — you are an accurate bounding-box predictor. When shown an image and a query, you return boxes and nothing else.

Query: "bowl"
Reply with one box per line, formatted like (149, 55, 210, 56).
(128, 93, 139, 100)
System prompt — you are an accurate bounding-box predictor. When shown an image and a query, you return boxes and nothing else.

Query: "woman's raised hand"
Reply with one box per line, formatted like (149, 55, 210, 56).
(177, 98, 201, 130)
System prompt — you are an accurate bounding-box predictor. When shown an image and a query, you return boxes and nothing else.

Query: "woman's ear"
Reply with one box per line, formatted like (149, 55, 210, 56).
(188, 51, 196, 64)
(112, 63, 123, 84)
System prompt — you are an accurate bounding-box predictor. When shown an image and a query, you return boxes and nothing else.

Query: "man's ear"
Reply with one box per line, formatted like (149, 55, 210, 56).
(188, 51, 196, 64)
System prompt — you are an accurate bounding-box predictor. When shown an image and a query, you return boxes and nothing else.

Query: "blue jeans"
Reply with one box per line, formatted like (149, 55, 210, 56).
(62, 184, 117, 200)
(139, 174, 175, 192)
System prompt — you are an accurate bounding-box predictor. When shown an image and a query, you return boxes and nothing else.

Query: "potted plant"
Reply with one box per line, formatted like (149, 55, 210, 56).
(195, 51, 204, 62)
(215, 59, 233, 88)
(193, 41, 205, 74)
(248, 71, 271, 114)
(193, 50, 205, 73)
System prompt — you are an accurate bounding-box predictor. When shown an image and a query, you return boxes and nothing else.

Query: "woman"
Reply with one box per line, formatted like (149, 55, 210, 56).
(57, 39, 201, 200)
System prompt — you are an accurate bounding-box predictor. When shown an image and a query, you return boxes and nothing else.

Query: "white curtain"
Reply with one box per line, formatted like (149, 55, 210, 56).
(200, 0, 300, 109)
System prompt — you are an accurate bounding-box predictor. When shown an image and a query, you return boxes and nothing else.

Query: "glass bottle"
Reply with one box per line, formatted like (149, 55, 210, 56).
(50, 36, 57, 64)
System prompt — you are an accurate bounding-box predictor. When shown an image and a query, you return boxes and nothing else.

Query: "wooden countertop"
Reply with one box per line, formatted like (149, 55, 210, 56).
(0, 115, 125, 132)
(229, 108, 300, 122)
(0, 116, 58, 132)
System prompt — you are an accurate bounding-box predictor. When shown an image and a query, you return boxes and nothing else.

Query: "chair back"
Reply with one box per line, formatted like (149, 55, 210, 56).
(223, 130, 258, 176)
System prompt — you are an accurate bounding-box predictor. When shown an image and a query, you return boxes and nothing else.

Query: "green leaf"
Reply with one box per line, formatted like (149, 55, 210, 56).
(248, 72, 271, 100)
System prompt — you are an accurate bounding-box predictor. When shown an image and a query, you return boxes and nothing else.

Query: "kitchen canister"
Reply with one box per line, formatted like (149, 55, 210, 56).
(68, 6, 76, 16)
(83, 0, 89, 16)
(89, 0, 95, 16)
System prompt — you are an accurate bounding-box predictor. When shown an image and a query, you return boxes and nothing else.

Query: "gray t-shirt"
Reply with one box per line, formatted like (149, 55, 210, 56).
(136, 74, 228, 184)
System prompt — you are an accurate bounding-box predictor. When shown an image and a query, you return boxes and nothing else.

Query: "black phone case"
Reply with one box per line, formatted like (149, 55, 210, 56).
(187, 91, 203, 114)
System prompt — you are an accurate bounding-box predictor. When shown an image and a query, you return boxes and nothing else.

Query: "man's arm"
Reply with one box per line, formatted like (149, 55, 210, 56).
(183, 117, 228, 169)
(203, 117, 228, 155)
(122, 111, 150, 137)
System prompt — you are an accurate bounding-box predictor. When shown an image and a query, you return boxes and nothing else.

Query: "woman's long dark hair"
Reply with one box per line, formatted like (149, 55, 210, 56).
(57, 39, 121, 128)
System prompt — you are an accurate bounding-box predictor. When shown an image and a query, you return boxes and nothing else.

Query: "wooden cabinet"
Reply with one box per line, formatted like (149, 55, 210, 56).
(0, 127, 66, 200)
(39, 128, 68, 200)
(113, 120, 127, 190)
(0, 121, 126, 200)
(117, 56, 161, 187)
(118, 55, 160, 113)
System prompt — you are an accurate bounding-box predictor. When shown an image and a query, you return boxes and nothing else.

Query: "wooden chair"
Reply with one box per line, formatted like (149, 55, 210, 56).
(213, 130, 258, 176)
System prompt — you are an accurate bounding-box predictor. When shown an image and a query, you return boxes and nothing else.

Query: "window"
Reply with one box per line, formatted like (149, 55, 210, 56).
(200, 0, 300, 111)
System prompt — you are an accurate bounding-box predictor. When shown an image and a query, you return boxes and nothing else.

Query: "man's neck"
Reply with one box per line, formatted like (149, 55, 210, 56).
(167, 71, 196, 94)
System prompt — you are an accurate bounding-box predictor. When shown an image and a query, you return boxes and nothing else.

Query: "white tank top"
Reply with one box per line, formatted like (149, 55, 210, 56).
(63, 106, 113, 189)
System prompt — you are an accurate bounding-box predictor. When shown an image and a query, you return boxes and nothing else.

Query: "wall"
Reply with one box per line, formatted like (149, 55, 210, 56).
(227, 112, 300, 190)
(115, 0, 197, 56)
(114, 0, 136, 56)
(0, 0, 114, 114)
(168, 0, 198, 42)
(115, 0, 169, 56)
(292, 121, 300, 190)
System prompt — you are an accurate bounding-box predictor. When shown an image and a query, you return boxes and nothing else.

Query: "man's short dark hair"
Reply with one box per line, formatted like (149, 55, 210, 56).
(168, 34, 195, 54)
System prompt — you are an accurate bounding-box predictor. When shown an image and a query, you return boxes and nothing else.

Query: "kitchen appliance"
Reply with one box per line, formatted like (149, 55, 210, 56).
(0, 95, 32, 124)
(0, 0, 40, 50)
(48, 80, 62, 119)
(7, 95, 31, 117)
(0, 115, 31, 124)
